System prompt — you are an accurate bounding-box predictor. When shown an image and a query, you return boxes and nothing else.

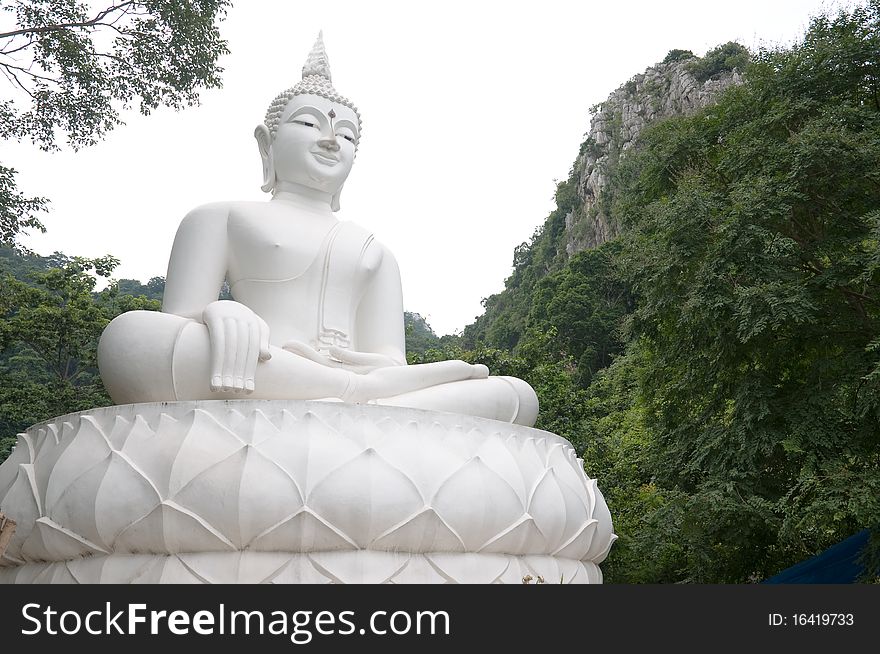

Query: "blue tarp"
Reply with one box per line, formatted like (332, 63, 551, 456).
(762, 529, 871, 584)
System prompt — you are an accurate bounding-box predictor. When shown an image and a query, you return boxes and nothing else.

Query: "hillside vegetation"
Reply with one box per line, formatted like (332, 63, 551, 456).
(446, 3, 880, 582)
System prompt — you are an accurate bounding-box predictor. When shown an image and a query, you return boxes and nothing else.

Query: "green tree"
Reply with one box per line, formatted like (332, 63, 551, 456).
(0, 253, 160, 457)
(526, 241, 632, 386)
(662, 49, 695, 64)
(686, 41, 749, 82)
(607, 0, 880, 581)
(404, 311, 443, 355)
(0, 0, 230, 244)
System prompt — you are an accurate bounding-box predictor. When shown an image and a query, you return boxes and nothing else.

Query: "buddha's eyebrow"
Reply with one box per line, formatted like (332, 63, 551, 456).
(288, 105, 326, 121)
(334, 118, 357, 133)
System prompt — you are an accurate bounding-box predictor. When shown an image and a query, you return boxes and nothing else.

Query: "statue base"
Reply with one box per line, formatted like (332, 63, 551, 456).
(0, 400, 614, 584)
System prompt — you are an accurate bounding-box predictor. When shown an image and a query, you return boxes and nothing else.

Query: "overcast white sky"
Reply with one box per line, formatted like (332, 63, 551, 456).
(7, 0, 843, 335)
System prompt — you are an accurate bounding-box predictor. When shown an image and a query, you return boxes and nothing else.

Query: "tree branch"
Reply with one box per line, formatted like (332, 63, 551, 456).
(0, 64, 37, 99)
(0, 1, 136, 40)
(0, 36, 36, 56)
(0, 61, 58, 85)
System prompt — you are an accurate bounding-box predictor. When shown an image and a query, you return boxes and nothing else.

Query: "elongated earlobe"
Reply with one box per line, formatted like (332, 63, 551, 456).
(254, 124, 275, 193)
(331, 190, 341, 212)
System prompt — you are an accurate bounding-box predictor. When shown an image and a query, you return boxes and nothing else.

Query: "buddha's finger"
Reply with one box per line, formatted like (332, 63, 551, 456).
(233, 318, 249, 391)
(222, 317, 237, 391)
(258, 316, 272, 361)
(328, 346, 375, 365)
(471, 364, 490, 379)
(208, 316, 224, 391)
(282, 340, 328, 365)
(244, 320, 259, 393)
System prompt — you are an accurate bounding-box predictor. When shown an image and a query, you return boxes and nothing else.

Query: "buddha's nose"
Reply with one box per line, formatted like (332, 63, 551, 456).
(318, 132, 340, 152)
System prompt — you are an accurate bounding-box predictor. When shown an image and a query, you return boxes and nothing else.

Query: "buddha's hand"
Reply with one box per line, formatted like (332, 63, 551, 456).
(202, 300, 272, 393)
(282, 340, 402, 374)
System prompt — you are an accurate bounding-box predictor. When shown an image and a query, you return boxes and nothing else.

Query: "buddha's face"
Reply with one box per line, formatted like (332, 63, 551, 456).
(271, 93, 359, 195)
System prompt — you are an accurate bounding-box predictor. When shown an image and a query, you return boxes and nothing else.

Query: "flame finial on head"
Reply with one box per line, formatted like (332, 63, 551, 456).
(302, 31, 332, 82)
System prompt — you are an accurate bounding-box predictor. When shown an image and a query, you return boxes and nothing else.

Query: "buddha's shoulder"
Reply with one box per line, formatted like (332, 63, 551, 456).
(339, 221, 399, 273)
(340, 221, 394, 253)
(177, 201, 275, 230)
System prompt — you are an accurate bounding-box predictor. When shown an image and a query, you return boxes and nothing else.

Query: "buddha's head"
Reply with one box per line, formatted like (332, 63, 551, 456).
(255, 32, 361, 211)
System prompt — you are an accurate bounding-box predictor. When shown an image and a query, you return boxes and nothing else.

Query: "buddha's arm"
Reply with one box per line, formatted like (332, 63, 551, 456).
(162, 202, 230, 319)
(353, 244, 407, 366)
(160, 203, 269, 393)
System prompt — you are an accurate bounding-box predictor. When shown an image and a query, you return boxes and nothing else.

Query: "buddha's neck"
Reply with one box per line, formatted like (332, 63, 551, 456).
(272, 181, 335, 215)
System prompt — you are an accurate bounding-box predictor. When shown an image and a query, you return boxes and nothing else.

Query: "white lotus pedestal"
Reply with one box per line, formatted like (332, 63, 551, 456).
(0, 401, 614, 584)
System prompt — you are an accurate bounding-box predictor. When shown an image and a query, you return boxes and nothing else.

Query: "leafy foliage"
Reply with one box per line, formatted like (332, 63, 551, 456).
(404, 311, 442, 355)
(0, 247, 160, 450)
(1, 0, 230, 149)
(662, 49, 695, 64)
(0, 165, 47, 246)
(0, 0, 230, 244)
(686, 41, 749, 82)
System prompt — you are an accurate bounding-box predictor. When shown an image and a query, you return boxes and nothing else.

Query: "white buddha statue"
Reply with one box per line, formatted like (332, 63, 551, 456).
(98, 33, 539, 426)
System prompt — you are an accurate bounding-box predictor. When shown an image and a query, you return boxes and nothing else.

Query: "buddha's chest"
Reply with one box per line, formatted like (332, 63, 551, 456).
(226, 207, 335, 282)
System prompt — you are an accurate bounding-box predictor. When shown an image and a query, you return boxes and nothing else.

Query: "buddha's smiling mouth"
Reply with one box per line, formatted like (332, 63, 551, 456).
(311, 152, 339, 165)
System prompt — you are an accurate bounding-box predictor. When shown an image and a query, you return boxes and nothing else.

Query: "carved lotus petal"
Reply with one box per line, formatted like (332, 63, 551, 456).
(118, 413, 189, 496)
(175, 551, 291, 584)
(67, 554, 109, 584)
(29, 424, 53, 457)
(237, 551, 297, 584)
(550, 476, 593, 558)
(32, 428, 73, 505)
(270, 555, 336, 584)
(115, 501, 235, 555)
(475, 430, 530, 505)
(33, 563, 78, 584)
(231, 408, 280, 446)
(47, 456, 111, 551)
(554, 520, 598, 560)
(429, 421, 475, 461)
(584, 480, 616, 563)
(250, 508, 358, 552)
(0, 433, 33, 499)
(169, 409, 245, 496)
(371, 426, 463, 501)
(308, 448, 424, 547)
(426, 552, 511, 584)
(386, 555, 449, 584)
(98, 553, 161, 584)
(309, 550, 409, 584)
(507, 436, 546, 492)
(2, 464, 40, 561)
(174, 445, 305, 548)
(256, 410, 364, 497)
(547, 443, 589, 498)
(156, 556, 206, 584)
(21, 517, 107, 561)
(45, 416, 111, 511)
(527, 469, 569, 551)
(372, 508, 466, 553)
(479, 515, 547, 554)
(95, 451, 161, 547)
(433, 457, 524, 551)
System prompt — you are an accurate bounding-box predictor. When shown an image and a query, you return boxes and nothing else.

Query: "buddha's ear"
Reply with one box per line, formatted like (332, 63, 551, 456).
(254, 124, 275, 193)
(331, 189, 341, 212)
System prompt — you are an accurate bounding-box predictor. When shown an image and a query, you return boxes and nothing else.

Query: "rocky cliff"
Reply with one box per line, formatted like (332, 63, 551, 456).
(564, 56, 743, 255)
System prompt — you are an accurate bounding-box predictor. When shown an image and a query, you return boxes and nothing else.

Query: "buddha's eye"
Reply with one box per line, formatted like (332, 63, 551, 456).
(339, 134, 356, 144)
(293, 119, 318, 129)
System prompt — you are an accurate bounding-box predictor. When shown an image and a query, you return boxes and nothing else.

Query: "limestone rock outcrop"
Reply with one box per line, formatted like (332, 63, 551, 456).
(565, 59, 742, 255)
